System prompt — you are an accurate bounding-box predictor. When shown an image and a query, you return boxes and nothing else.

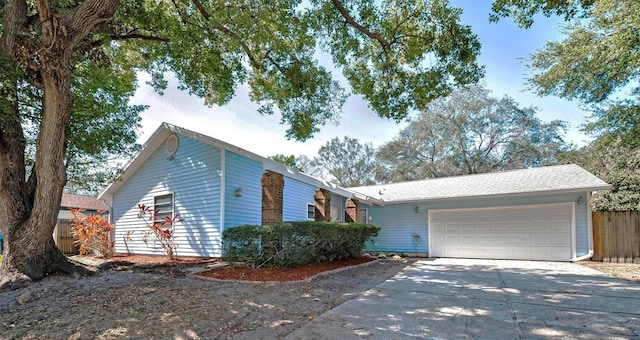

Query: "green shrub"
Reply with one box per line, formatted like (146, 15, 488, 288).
(377, 253, 387, 259)
(222, 221, 380, 268)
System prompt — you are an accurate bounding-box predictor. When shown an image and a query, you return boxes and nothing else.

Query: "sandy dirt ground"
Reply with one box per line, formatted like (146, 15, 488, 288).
(1, 257, 638, 339)
(0, 258, 412, 339)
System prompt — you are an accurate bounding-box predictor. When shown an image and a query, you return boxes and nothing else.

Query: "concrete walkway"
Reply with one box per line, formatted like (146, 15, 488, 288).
(285, 258, 640, 339)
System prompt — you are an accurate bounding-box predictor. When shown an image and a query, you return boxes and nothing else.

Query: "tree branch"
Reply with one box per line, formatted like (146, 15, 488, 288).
(186, 0, 262, 71)
(191, 0, 210, 20)
(330, 0, 391, 50)
(37, 0, 51, 23)
(109, 33, 169, 42)
(67, 0, 120, 48)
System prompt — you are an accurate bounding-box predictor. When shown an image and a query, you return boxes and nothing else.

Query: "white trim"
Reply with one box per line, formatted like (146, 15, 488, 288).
(153, 192, 175, 223)
(220, 151, 226, 237)
(358, 208, 369, 224)
(306, 203, 315, 221)
(98, 123, 383, 205)
(368, 188, 610, 205)
(571, 202, 577, 259)
(586, 191, 594, 255)
(428, 202, 575, 261)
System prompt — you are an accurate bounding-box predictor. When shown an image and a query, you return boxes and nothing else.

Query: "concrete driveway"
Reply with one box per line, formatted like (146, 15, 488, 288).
(285, 258, 640, 339)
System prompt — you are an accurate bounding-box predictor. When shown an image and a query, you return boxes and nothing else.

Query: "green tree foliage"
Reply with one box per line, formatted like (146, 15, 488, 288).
(491, 0, 640, 146)
(490, 0, 594, 29)
(311, 137, 377, 187)
(269, 154, 302, 171)
(294, 155, 322, 177)
(117, 0, 484, 141)
(558, 139, 640, 211)
(0, 0, 484, 283)
(21, 59, 144, 196)
(376, 85, 568, 182)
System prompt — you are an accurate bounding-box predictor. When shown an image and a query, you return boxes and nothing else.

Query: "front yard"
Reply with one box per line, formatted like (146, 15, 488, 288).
(0, 257, 410, 339)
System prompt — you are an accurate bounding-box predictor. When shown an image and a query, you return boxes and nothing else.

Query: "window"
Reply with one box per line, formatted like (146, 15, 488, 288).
(307, 204, 315, 220)
(154, 193, 174, 223)
(358, 208, 368, 224)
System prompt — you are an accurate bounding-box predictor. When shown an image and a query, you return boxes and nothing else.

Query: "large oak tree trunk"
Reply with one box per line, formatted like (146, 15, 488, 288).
(0, 0, 120, 290)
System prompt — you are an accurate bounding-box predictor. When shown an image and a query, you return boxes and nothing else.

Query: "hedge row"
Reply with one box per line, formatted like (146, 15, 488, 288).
(222, 221, 380, 268)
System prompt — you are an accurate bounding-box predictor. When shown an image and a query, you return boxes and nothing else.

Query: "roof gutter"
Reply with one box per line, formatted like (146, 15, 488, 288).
(370, 186, 612, 205)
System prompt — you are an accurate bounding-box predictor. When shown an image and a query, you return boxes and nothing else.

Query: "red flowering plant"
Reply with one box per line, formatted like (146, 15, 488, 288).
(137, 204, 183, 260)
(70, 208, 114, 258)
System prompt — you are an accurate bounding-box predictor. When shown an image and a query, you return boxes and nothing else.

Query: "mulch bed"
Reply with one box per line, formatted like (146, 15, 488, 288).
(75, 254, 379, 282)
(196, 257, 378, 282)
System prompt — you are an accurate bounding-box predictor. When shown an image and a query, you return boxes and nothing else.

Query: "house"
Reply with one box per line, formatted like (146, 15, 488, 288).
(0, 193, 106, 255)
(98, 123, 380, 258)
(350, 165, 610, 261)
(99, 122, 610, 262)
(55, 193, 110, 254)
(59, 193, 110, 219)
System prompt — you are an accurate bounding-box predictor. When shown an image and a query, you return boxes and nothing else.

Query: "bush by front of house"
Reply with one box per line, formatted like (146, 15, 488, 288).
(222, 221, 380, 268)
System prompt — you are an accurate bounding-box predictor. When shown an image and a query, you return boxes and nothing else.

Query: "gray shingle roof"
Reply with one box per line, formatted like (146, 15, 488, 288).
(61, 193, 108, 211)
(348, 164, 610, 203)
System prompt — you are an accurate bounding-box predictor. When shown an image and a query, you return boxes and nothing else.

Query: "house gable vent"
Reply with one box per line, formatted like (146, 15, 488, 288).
(166, 134, 179, 160)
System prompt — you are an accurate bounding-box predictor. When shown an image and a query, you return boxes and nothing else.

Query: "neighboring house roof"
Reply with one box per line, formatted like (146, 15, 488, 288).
(61, 193, 108, 211)
(98, 123, 382, 205)
(349, 164, 611, 204)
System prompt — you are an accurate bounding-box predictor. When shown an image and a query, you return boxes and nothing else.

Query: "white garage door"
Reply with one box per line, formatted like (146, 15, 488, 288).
(429, 203, 573, 261)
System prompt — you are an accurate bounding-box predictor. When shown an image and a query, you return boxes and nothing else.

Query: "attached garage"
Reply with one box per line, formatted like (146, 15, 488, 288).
(429, 203, 573, 261)
(350, 164, 611, 261)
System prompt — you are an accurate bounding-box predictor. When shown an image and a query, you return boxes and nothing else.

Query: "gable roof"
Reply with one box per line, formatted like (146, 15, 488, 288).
(98, 123, 381, 204)
(349, 164, 611, 204)
(61, 193, 108, 211)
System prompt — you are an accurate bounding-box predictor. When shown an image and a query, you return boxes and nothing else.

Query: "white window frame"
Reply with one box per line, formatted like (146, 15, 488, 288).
(358, 208, 368, 224)
(306, 203, 315, 221)
(153, 193, 174, 224)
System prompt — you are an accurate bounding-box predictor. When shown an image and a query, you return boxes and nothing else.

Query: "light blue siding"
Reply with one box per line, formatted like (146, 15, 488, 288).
(366, 192, 591, 256)
(574, 192, 590, 256)
(365, 204, 429, 253)
(224, 150, 262, 229)
(283, 177, 316, 221)
(112, 136, 223, 257)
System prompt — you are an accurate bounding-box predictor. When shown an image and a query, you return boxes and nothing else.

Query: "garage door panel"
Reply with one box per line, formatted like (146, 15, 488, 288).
(430, 203, 573, 261)
(444, 236, 460, 243)
(446, 223, 461, 231)
(510, 235, 530, 244)
(461, 223, 477, 231)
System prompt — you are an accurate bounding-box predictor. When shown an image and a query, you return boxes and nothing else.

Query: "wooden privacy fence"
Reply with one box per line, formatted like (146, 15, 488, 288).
(592, 211, 640, 263)
(55, 219, 79, 255)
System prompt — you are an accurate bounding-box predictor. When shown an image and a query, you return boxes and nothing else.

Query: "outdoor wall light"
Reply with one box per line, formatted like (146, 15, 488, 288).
(577, 195, 584, 205)
(235, 187, 243, 197)
(415, 206, 420, 214)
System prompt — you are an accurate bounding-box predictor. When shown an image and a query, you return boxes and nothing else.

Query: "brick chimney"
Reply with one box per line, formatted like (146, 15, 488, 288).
(345, 198, 359, 222)
(261, 171, 284, 224)
(314, 189, 331, 221)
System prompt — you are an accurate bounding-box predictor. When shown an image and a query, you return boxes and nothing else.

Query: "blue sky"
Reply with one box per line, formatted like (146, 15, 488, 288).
(131, 2, 591, 159)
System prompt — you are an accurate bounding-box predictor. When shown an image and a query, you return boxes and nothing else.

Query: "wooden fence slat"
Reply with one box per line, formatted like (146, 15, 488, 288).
(592, 211, 603, 261)
(592, 211, 640, 263)
(631, 211, 640, 263)
(55, 219, 79, 255)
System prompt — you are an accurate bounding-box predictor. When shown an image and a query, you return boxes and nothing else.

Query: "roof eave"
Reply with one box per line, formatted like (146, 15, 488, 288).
(373, 186, 612, 205)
